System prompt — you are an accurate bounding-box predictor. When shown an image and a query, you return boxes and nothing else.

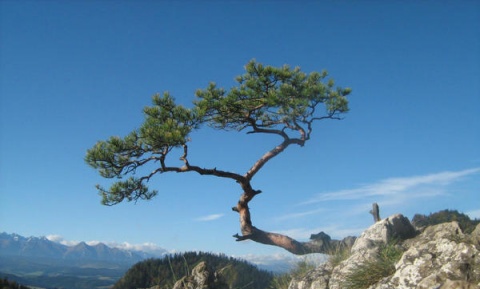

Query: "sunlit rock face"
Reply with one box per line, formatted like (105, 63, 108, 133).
(289, 215, 480, 289)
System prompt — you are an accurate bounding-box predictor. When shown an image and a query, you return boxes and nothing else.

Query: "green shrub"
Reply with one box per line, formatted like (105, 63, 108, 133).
(269, 273, 291, 289)
(327, 243, 352, 268)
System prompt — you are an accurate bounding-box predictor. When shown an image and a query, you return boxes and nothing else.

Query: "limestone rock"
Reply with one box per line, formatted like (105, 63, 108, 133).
(172, 261, 228, 289)
(383, 222, 480, 289)
(330, 214, 416, 289)
(439, 279, 479, 289)
(288, 263, 333, 289)
(289, 214, 480, 289)
(351, 214, 416, 252)
(471, 223, 480, 246)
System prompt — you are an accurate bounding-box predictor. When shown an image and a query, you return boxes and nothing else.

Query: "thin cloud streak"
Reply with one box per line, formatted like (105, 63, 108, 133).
(275, 208, 326, 221)
(303, 168, 480, 204)
(271, 168, 479, 241)
(195, 214, 224, 222)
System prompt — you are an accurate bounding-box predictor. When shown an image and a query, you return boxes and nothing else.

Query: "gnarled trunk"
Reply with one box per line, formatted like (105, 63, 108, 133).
(231, 184, 355, 255)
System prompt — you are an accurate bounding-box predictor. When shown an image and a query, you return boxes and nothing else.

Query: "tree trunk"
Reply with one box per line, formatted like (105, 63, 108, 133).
(233, 226, 355, 255)
(232, 186, 356, 255)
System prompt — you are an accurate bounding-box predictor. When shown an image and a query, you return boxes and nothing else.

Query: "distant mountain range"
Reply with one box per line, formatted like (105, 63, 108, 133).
(0, 232, 162, 289)
(0, 232, 155, 264)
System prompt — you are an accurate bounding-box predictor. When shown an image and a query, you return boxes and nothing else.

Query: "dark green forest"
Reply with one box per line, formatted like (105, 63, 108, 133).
(0, 277, 30, 289)
(412, 209, 480, 233)
(113, 251, 273, 289)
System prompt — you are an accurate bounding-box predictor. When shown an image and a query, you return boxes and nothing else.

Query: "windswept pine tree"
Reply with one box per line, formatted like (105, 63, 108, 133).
(86, 60, 352, 254)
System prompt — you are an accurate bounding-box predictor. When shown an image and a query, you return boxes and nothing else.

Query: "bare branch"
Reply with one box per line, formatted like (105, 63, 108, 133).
(245, 138, 303, 181)
(157, 145, 247, 183)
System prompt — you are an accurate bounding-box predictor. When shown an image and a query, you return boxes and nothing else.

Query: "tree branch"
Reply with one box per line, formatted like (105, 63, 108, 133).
(244, 138, 303, 181)
(164, 144, 246, 182)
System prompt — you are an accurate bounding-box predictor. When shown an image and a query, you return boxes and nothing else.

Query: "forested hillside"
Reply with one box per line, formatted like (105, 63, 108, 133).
(412, 209, 480, 233)
(113, 251, 273, 289)
(0, 277, 30, 289)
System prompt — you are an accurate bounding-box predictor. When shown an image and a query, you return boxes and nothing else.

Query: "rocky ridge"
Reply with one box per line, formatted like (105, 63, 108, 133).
(289, 214, 480, 289)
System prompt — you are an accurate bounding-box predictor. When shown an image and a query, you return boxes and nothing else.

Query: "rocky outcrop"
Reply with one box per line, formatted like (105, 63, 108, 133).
(289, 214, 480, 289)
(171, 261, 228, 289)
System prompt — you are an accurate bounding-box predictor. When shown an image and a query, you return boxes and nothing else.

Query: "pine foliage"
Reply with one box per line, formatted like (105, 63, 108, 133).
(86, 60, 351, 206)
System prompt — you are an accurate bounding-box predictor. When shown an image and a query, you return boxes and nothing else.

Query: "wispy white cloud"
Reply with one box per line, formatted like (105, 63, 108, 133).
(45, 234, 64, 243)
(269, 168, 479, 241)
(195, 214, 224, 222)
(303, 168, 480, 204)
(46, 235, 167, 256)
(275, 208, 326, 221)
(102, 241, 167, 256)
(46, 235, 80, 246)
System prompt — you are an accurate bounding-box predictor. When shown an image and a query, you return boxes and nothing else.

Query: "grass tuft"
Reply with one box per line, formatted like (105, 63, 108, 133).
(327, 243, 352, 268)
(269, 259, 316, 289)
(342, 241, 404, 289)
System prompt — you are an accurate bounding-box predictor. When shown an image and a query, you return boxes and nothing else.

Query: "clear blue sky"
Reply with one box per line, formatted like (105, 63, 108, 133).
(1, 1, 479, 260)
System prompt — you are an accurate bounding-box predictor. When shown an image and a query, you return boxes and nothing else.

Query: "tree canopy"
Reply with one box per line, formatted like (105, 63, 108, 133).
(86, 60, 352, 254)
